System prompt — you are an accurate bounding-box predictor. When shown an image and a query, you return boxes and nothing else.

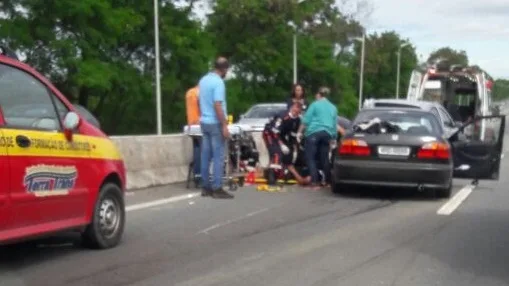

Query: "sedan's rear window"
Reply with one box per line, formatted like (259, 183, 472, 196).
(353, 110, 442, 135)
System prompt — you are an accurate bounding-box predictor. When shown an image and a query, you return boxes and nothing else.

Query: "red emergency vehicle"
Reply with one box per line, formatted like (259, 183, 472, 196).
(0, 47, 126, 249)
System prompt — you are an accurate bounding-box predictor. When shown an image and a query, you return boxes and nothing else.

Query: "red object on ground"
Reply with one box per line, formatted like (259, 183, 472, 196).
(245, 171, 255, 184)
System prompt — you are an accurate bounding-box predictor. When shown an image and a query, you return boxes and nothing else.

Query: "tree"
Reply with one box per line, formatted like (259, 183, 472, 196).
(351, 31, 418, 100)
(206, 0, 362, 118)
(0, 0, 214, 134)
(493, 79, 509, 100)
(0, 0, 417, 134)
(427, 47, 469, 66)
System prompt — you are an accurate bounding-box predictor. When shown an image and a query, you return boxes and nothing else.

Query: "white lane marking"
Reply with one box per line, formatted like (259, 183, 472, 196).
(197, 208, 270, 235)
(126, 193, 200, 212)
(437, 184, 475, 215)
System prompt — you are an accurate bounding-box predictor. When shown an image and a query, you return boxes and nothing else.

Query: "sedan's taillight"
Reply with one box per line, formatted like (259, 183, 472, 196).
(416, 142, 450, 160)
(339, 139, 371, 156)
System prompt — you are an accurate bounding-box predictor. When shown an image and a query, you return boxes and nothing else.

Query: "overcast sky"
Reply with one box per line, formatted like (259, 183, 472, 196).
(366, 0, 509, 79)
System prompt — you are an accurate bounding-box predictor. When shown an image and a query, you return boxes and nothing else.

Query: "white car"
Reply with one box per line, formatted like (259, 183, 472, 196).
(237, 103, 287, 131)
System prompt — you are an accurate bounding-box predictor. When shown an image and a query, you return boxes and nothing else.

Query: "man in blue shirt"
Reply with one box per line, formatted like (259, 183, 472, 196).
(198, 57, 233, 199)
(297, 87, 338, 189)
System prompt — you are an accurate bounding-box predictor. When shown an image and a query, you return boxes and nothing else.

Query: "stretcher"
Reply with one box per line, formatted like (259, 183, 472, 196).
(183, 123, 253, 136)
(234, 177, 299, 184)
(183, 124, 258, 191)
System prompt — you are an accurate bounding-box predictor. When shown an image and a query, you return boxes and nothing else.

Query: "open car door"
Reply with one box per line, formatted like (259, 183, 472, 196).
(449, 115, 505, 180)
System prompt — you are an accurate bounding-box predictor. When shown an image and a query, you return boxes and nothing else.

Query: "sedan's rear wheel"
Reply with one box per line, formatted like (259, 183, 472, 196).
(435, 183, 452, 199)
(332, 181, 346, 194)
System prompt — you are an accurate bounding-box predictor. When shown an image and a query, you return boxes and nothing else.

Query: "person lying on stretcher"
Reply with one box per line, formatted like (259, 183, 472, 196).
(262, 102, 311, 185)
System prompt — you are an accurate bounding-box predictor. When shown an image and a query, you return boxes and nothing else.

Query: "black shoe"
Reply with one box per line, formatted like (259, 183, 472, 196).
(201, 188, 212, 197)
(212, 188, 234, 199)
(194, 177, 202, 188)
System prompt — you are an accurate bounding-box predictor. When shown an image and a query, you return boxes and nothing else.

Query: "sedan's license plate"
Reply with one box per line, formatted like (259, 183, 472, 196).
(378, 146, 410, 156)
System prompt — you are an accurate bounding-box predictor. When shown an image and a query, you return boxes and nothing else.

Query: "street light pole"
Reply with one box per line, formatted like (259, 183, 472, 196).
(154, 0, 162, 135)
(358, 33, 366, 110)
(396, 42, 409, 99)
(293, 33, 297, 84)
(292, 0, 307, 84)
(396, 49, 401, 99)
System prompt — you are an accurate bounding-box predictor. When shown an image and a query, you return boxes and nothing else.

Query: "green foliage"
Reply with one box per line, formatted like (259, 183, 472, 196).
(1, 0, 213, 134)
(427, 47, 469, 66)
(493, 79, 509, 100)
(0, 0, 436, 133)
(351, 31, 418, 100)
(208, 0, 361, 119)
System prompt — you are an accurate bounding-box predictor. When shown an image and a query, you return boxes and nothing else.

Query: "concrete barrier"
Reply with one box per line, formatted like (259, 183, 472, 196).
(110, 134, 193, 190)
(111, 132, 269, 190)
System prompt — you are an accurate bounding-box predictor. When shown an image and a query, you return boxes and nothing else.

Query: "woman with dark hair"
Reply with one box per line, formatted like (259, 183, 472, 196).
(286, 83, 308, 111)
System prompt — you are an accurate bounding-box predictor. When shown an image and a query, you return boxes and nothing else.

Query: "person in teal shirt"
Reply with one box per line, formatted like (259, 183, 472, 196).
(297, 87, 338, 188)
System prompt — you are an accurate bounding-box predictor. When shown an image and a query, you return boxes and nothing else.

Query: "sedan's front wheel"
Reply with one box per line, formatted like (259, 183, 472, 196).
(82, 183, 126, 249)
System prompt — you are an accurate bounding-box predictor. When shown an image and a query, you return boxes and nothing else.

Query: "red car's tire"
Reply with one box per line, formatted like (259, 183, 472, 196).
(82, 183, 125, 249)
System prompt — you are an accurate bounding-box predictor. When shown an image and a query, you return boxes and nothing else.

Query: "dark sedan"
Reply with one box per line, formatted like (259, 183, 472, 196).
(332, 107, 506, 198)
(332, 108, 453, 197)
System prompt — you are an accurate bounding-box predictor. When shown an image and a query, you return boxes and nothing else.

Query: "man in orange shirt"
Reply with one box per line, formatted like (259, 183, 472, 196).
(186, 86, 201, 184)
(186, 86, 200, 125)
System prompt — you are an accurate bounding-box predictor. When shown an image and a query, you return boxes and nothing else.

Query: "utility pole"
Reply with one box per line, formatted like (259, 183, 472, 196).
(293, 33, 297, 84)
(154, 0, 162, 135)
(292, 0, 308, 84)
(396, 42, 410, 99)
(357, 33, 366, 110)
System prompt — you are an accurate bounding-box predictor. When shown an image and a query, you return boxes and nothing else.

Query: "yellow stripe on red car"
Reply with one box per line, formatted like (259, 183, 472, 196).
(86, 136, 123, 160)
(0, 129, 122, 160)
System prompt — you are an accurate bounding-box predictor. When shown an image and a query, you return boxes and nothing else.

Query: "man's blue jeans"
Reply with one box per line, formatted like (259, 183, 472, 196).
(200, 123, 225, 190)
(305, 131, 332, 185)
(192, 137, 201, 177)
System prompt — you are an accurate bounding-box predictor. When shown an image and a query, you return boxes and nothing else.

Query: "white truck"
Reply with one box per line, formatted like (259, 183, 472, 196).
(406, 62, 501, 143)
(406, 62, 495, 121)
(406, 62, 505, 182)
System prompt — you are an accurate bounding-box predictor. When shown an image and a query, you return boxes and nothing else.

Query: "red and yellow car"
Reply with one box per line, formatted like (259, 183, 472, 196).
(0, 47, 126, 249)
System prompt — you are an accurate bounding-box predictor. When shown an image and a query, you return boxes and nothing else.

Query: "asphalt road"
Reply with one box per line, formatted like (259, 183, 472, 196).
(2, 125, 509, 285)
